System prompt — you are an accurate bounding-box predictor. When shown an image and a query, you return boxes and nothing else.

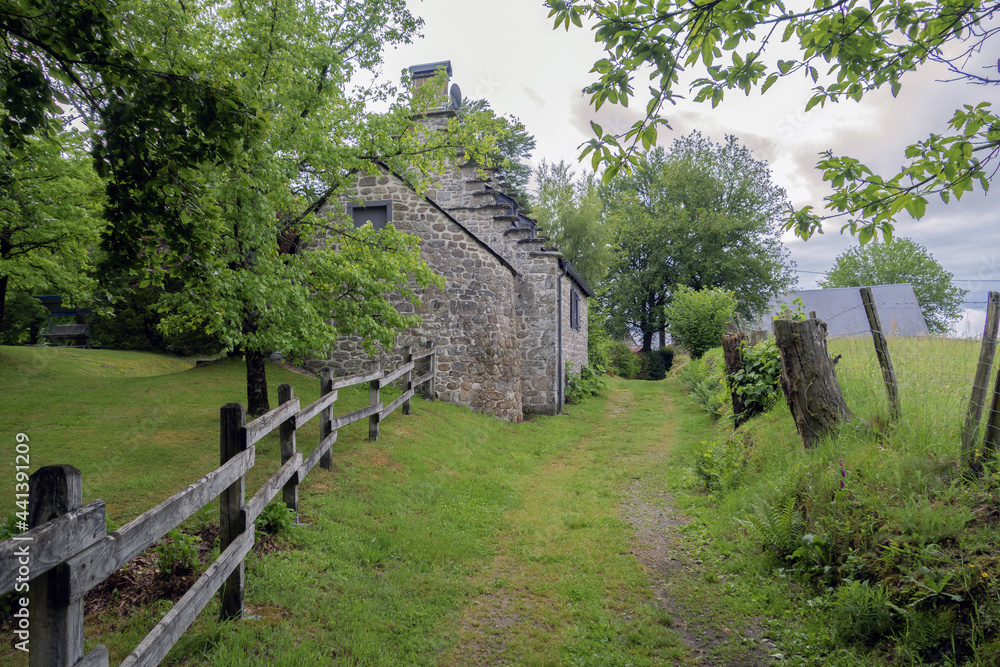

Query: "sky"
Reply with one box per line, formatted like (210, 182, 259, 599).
(368, 0, 1000, 336)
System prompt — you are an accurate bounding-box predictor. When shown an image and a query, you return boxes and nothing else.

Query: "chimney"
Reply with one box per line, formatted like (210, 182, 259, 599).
(409, 60, 453, 108)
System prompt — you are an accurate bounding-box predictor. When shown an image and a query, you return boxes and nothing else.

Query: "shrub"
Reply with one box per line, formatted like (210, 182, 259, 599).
(664, 286, 736, 359)
(89, 283, 224, 355)
(607, 341, 641, 379)
(587, 313, 612, 370)
(0, 291, 48, 345)
(639, 349, 665, 380)
(656, 346, 675, 373)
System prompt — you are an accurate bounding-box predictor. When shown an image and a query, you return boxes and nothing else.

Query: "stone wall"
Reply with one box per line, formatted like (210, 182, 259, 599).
(560, 272, 589, 375)
(310, 167, 523, 423)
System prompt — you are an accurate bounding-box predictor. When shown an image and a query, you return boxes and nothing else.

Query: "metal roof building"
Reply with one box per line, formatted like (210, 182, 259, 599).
(760, 284, 928, 337)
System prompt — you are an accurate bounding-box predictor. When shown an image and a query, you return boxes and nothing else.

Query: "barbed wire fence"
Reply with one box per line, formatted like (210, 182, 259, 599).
(816, 291, 1000, 466)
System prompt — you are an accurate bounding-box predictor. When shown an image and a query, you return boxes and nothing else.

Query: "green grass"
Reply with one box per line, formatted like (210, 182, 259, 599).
(1, 346, 765, 666)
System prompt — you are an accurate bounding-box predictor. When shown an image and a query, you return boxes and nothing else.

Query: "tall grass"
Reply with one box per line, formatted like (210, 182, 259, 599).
(672, 337, 1000, 665)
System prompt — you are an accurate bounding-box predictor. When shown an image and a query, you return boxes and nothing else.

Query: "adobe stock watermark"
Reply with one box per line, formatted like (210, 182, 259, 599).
(11, 432, 32, 652)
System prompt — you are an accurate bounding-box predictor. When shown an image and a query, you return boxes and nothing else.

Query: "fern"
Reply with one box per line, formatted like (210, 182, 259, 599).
(739, 495, 804, 560)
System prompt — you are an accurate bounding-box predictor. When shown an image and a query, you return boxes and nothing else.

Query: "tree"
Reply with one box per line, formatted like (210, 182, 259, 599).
(549, 1, 1000, 244)
(0, 131, 103, 334)
(530, 159, 609, 286)
(600, 133, 796, 351)
(460, 99, 537, 204)
(121, 0, 508, 415)
(663, 286, 736, 360)
(819, 238, 967, 334)
(1, 0, 258, 272)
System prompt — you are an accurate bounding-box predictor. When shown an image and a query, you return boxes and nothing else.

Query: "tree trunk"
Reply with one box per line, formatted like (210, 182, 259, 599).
(722, 330, 749, 428)
(245, 349, 270, 417)
(641, 329, 654, 352)
(0, 274, 7, 334)
(772, 317, 852, 449)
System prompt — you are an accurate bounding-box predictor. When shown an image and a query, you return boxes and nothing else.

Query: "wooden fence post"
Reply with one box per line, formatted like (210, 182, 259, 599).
(278, 384, 298, 515)
(219, 402, 247, 621)
(981, 363, 1000, 471)
(320, 369, 334, 470)
(860, 287, 901, 422)
(28, 465, 84, 667)
(964, 292, 1000, 475)
(403, 347, 413, 416)
(722, 328, 749, 428)
(369, 363, 381, 441)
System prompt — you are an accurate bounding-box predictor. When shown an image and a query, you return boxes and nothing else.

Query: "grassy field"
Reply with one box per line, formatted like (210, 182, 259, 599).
(6, 339, 996, 665)
(0, 346, 774, 666)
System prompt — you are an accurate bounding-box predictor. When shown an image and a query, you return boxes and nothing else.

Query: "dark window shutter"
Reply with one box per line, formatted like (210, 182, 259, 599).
(570, 288, 580, 331)
(351, 205, 388, 230)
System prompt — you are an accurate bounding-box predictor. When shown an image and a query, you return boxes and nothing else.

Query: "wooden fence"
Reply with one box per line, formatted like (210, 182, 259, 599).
(0, 346, 436, 667)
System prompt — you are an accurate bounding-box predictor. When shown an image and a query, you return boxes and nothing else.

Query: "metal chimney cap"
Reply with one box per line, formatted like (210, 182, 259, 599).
(408, 60, 453, 80)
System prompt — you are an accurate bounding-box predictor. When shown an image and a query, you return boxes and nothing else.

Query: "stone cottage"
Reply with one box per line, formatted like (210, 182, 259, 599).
(308, 61, 593, 421)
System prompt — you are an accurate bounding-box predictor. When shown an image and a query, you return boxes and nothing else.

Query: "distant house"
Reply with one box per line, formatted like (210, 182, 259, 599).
(760, 284, 928, 337)
(307, 61, 594, 421)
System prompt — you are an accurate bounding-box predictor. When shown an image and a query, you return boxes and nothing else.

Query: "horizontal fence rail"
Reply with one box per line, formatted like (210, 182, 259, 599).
(0, 345, 436, 667)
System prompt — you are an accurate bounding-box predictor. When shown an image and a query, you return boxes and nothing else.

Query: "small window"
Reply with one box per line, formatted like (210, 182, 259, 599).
(348, 200, 392, 230)
(570, 287, 581, 332)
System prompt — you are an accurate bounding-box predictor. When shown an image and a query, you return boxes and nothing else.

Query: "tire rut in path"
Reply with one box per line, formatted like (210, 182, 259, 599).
(621, 389, 774, 666)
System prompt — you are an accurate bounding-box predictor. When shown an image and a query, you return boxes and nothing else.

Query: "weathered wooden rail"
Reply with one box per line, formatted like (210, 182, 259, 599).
(0, 347, 436, 667)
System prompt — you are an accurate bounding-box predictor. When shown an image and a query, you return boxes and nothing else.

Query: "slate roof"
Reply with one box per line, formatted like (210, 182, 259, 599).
(760, 284, 929, 337)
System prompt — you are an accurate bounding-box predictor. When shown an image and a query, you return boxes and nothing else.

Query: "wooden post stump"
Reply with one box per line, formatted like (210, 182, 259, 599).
(773, 317, 852, 449)
(722, 329, 748, 428)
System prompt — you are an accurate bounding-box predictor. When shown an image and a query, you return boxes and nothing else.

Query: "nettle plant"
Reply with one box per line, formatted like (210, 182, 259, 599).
(730, 338, 782, 420)
(155, 529, 201, 578)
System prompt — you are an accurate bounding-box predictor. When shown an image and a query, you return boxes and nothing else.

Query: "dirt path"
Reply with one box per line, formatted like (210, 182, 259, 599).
(443, 383, 773, 666)
(621, 390, 773, 666)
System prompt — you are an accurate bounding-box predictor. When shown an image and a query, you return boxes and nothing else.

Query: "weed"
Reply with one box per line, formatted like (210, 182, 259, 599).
(357, 534, 397, 568)
(155, 529, 201, 578)
(694, 431, 756, 492)
(256, 501, 295, 537)
(830, 579, 898, 644)
(678, 353, 728, 420)
(565, 362, 608, 402)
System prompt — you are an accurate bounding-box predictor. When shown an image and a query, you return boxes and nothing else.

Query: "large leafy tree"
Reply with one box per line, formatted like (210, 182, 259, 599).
(601, 133, 796, 351)
(1, 0, 258, 268)
(530, 159, 609, 286)
(819, 238, 967, 334)
(549, 0, 1000, 244)
(122, 0, 509, 414)
(0, 131, 103, 334)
